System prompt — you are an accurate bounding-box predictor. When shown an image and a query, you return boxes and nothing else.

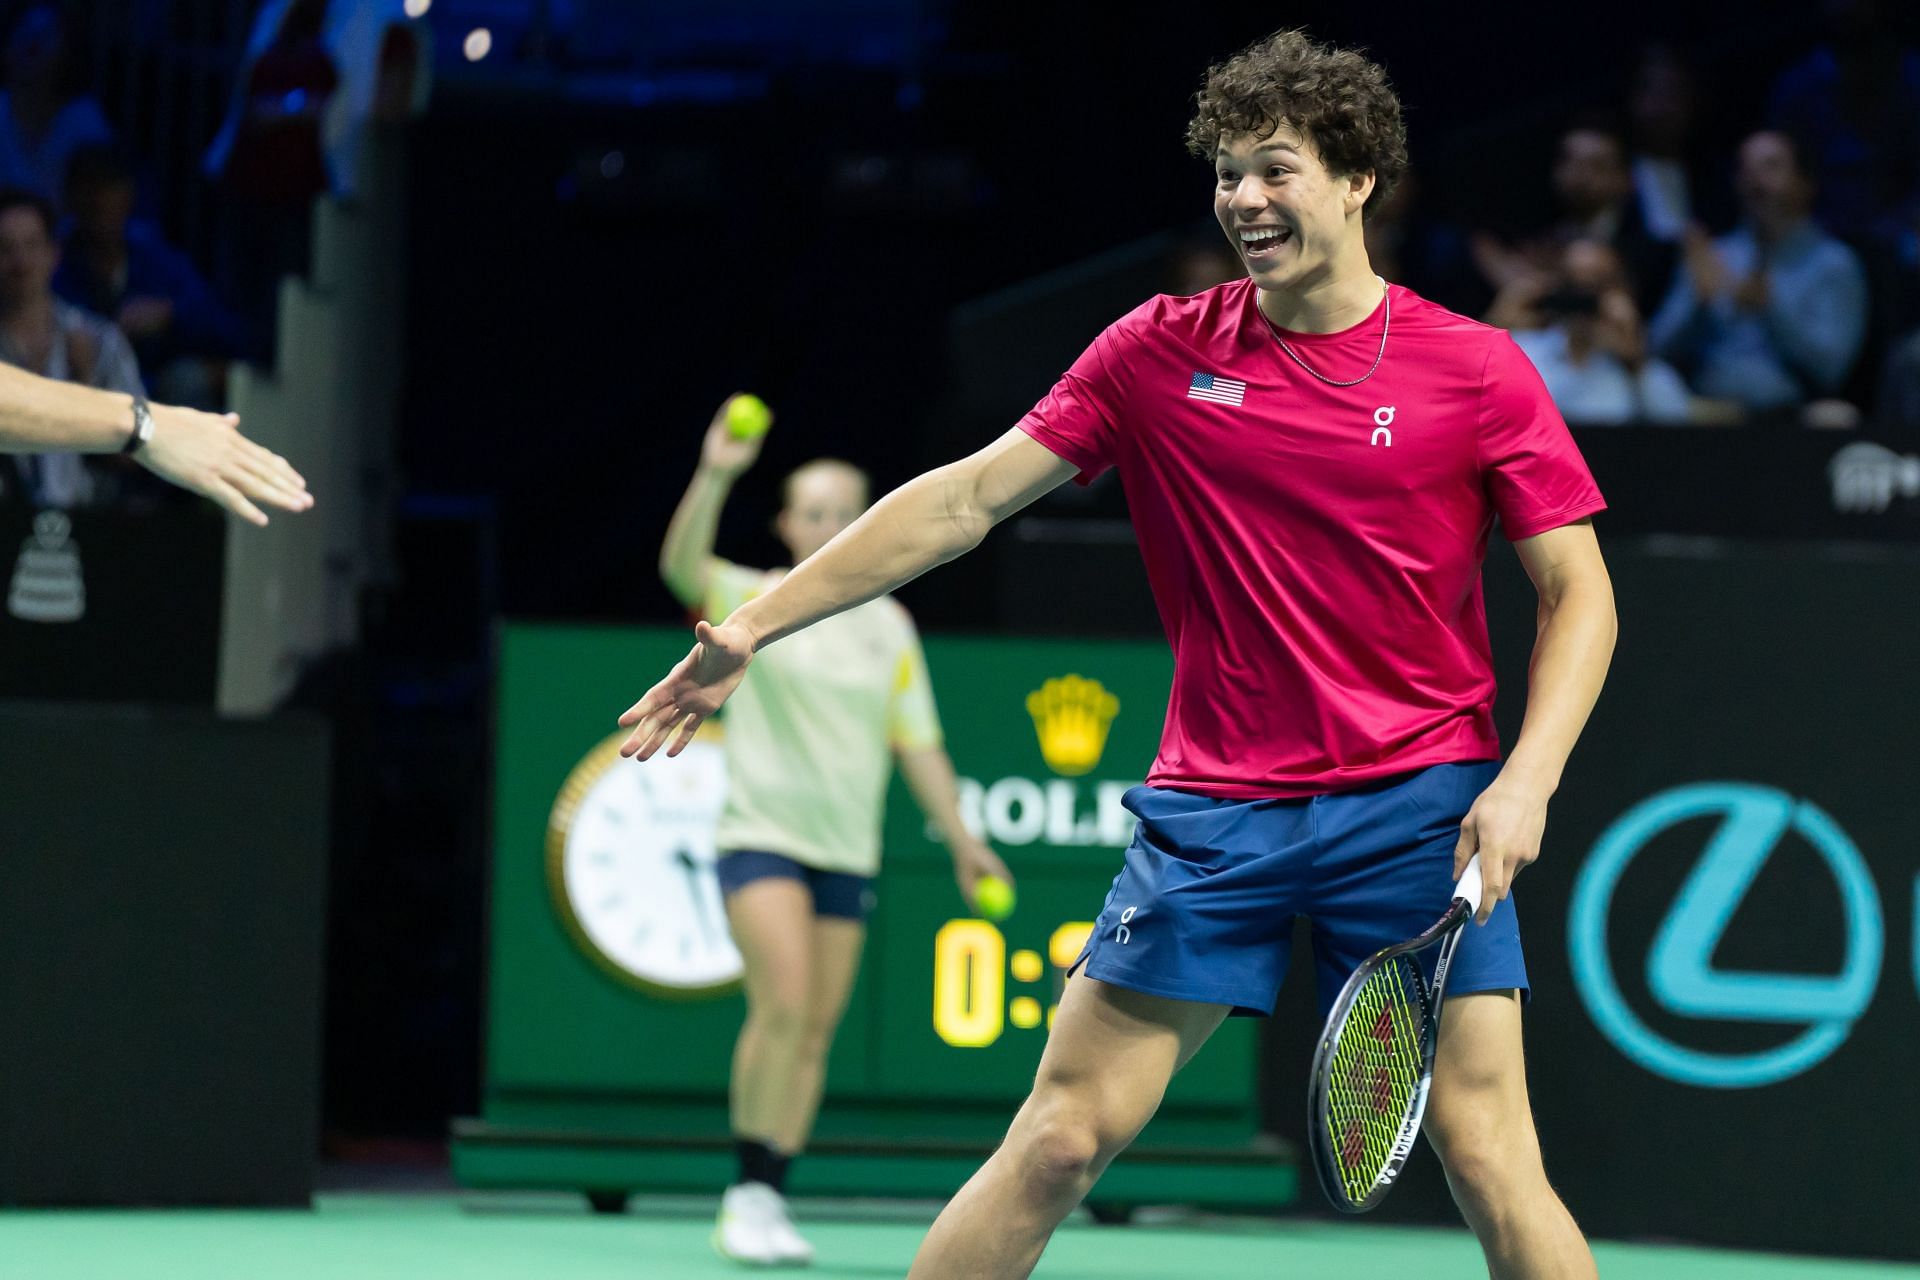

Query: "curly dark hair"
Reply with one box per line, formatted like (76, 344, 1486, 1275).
(1186, 29, 1409, 220)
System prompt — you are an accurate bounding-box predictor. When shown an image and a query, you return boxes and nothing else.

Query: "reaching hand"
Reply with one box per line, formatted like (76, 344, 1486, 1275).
(1682, 225, 1731, 300)
(1471, 232, 1535, 292)
(139, 402, 313, 525)
(618, 618, 758, 759)
(1592, 289, 1647, 368)
(1484, 271, 1552, 332)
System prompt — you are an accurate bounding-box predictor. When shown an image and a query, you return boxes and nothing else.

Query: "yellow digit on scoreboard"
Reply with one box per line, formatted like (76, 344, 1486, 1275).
(1049, 922, 1095, 971)
(933, 919, 1007, 1048)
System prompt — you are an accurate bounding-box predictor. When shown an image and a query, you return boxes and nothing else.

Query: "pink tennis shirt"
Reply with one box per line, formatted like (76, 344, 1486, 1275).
(1017, 278, 1605, 798)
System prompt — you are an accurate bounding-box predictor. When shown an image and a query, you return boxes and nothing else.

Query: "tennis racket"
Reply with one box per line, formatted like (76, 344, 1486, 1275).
(1306, 854, 1485, 1213)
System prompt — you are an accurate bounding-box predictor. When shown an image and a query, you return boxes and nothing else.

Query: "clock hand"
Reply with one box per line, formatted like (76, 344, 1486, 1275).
(675, 848, 721, 947)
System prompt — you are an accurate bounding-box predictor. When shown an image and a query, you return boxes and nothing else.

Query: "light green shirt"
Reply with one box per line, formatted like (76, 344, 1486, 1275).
(707, 561, 943, 876)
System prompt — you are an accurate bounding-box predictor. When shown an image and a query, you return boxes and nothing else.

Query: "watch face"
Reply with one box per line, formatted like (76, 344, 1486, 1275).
(546, 728, 742, 997)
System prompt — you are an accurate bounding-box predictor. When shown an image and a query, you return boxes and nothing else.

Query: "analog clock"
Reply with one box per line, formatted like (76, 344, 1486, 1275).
(546, 726, 742, 998)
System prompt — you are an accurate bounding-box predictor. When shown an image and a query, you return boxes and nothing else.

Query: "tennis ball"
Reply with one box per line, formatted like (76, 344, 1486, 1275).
(973, 875, 1016, 922)
(725, 394, 772, 441)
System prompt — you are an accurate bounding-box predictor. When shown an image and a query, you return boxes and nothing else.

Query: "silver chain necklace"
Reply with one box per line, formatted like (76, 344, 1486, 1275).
(1262, 277, 1390, 388)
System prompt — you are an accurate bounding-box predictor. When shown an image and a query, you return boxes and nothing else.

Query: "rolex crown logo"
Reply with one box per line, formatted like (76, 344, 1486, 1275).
(1026, 674, 1120, 777)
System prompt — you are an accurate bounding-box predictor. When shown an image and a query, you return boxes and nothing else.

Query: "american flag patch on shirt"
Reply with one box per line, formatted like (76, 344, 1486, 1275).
(1187, 371, 1247, 406)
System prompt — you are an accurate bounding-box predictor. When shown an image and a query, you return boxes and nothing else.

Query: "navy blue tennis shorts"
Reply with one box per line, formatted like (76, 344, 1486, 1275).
(715, 849, 877, 922)
(1074, 761, 1528, 1018)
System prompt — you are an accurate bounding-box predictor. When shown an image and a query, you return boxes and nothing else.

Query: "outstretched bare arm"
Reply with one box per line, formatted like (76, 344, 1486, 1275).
(618, 428, 1075, 759)
(0, 365, 311, 524)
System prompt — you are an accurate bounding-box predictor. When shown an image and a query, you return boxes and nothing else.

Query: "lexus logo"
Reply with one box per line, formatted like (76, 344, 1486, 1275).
(1567, 783, 1883, 1089)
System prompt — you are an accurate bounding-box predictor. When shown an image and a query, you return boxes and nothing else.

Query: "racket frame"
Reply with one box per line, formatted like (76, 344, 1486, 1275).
(1306, 857, 1483, 1213)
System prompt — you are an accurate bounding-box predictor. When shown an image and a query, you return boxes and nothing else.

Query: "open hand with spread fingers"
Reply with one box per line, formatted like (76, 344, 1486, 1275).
(618, 618, 758, 759)
(141, 403, 313, 525)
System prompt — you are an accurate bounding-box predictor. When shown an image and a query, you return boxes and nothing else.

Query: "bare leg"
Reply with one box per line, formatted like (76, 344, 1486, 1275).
(725, 878, 815, 1148)
(1426, 990, 1597, 1280)
(906, 977, 1228, 1280)
(766, 914, 865, 1153)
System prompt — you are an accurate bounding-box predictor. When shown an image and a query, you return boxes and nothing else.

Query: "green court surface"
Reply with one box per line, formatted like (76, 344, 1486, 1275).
(2, 1193, 1916, 1280)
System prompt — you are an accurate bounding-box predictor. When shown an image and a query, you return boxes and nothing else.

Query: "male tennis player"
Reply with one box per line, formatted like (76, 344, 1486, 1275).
(0, 365, 310, 523)
(621, 29, 1612, 1279)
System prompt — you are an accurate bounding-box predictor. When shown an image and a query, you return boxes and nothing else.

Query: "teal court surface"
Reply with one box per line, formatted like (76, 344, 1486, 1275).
(4, 1193, 1917, 1279)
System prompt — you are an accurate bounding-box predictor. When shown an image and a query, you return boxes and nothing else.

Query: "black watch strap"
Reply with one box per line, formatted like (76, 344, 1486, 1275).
(121, 397, 154, 455)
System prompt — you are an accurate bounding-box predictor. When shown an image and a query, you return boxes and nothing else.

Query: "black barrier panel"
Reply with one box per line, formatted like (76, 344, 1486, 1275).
(0, 703, 329, 1207)
(1569, 429, 1920, 541)
(0, 503, 223, 704)
(1267, 536, 1920, 1261)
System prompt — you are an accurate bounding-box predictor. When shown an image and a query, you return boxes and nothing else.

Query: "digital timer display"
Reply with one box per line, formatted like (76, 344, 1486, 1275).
(932, 919, 1096, 1048)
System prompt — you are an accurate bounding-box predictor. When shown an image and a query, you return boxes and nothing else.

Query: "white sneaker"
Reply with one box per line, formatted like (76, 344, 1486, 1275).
(759, 1188, 814, 1266)
(713, 1182, 782, 1266)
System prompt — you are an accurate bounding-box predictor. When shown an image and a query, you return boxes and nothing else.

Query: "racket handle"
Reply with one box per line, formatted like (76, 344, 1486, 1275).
(1454, 854, 1484, 919)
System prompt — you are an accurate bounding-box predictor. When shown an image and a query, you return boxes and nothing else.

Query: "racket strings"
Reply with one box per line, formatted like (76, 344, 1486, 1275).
(1323, 954, 1429, 1202)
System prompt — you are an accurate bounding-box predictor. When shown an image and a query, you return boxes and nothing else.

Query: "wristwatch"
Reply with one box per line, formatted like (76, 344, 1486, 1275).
(121, 396, 153, 455)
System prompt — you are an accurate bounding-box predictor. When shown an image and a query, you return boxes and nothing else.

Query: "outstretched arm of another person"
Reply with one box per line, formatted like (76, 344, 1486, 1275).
(0, 364, 311, 523)
(658, 395, 767, 608)
(619, 427, 1077, 759)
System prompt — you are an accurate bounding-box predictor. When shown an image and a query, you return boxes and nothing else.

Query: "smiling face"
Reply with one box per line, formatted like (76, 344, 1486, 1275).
(1213, 123, 1372, 298)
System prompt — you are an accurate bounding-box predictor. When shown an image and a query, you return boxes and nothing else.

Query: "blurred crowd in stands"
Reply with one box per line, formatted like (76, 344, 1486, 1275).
(5, 0, 1919, 519)
(1423, 10, 1920, 442)
(0, 0, 425, 513)
(1177, 5, 1920, 449)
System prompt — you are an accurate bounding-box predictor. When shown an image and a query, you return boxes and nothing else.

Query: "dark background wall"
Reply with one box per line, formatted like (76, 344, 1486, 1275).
(0, 704, 329, 1206)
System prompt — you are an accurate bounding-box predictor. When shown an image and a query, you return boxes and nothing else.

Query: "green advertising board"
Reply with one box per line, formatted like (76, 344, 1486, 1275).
(453, 624, 1296, 1212)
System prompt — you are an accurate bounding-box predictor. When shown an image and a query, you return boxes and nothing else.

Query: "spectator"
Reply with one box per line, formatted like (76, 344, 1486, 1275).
(55, 145, 256, 409)
(1628, 45, 1723, 245)
(1488, 239, 1692, 425)
(1649, 130, 1868, 415)
(1474, 121, 1676, 316)
(0, 4, 110, 208)
(1768, 0, 1920, 245)
(0, 187, 142, 508)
